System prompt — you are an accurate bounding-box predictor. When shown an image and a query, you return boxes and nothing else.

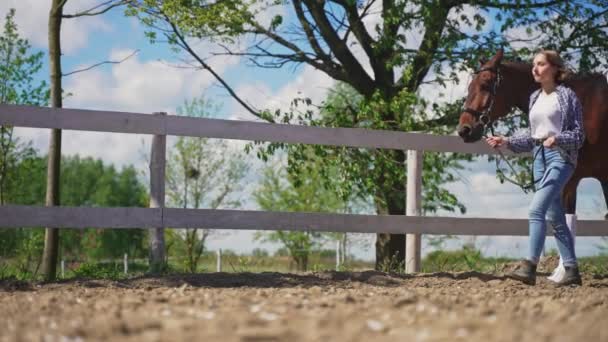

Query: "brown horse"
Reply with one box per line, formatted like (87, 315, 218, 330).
(458, 49, 608, 218)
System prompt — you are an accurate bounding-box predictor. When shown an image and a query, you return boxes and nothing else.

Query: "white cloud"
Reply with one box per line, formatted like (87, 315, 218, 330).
(64, 48, 239, 113)
(15, 45, 242, 171)
(15, 126, 152, 172)
(0, 0, 113, 55)
(436, 158, 533, 219)
(417, 65, 472, 107)
(469, 171, 519, 194)
(230, 65, 335, 120)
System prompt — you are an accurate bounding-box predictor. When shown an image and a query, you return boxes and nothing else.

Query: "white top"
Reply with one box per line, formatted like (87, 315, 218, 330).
(529, 90, 562, 140)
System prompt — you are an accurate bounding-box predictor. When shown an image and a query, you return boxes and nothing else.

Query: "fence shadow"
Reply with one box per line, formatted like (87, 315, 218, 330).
(0, 270, 513, 291)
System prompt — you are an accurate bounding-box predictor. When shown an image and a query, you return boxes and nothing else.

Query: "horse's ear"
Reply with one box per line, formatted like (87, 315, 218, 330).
(489, 49, 504, 66)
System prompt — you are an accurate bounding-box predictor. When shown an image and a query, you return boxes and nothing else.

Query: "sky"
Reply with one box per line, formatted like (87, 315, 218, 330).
(2, 1, 607, 262)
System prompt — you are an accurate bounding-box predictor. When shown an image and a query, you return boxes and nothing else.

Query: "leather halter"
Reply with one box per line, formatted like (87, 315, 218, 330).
(463, 66, 502, 129)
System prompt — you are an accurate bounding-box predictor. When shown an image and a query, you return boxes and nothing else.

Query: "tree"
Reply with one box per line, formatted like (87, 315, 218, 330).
(0, 8, 49, 271)
(0, 154, 46, 270)
(165, 97, 248, 273)
(0, 8, 49, 204)
(42, 0, 134, 281)
(254, 156, 347, 271)
(58, 156, 148, 261)
(1, 153, 148, 277)
(129, 0, 608, 269)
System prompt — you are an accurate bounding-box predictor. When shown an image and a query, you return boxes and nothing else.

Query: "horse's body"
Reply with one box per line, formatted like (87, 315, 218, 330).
(458, 50, 608, 217)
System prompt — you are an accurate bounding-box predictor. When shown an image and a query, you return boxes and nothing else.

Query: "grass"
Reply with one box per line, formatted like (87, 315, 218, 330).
(421, 247, 513, 274)
(1, 248, 607, 281)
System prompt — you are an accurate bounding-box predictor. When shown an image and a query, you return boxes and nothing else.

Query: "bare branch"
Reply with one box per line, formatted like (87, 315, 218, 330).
(246, 24, 348, 81)
(213, 47, 307, 69)
(464, 0, 562, 9)
(324, 6, 349, 36)
(292, 0, 328, 58)
(62, 49, 139, 77)
(330, 0, 375, 59)
(555, 8, 608, 51)
(162, 12, 268, 121)
(63, 0, 131, 18)
(398, 2, 453, 92)
(304, 0, 375, 96)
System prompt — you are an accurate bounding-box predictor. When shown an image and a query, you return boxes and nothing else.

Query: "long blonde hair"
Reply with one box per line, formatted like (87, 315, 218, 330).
(535, 50, 572, 82)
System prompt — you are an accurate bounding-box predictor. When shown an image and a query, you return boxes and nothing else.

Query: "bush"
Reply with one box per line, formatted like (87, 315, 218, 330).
(72, 262, 123, 279)
(422, 247, 510, 273)
(251, 248, 269, 257)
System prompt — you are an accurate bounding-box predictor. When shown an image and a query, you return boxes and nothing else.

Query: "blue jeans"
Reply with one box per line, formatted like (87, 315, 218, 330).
(528, 146, 577, 266)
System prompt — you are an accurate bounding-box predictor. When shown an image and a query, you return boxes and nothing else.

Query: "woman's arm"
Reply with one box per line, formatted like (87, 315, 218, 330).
(506, 129, 534, 153)
(555, 90, 585, 150)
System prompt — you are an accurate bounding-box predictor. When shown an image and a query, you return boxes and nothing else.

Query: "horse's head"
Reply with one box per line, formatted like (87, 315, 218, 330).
(458, 49, 508, 142)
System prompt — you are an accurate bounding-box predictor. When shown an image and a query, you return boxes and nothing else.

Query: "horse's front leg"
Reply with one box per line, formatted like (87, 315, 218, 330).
(561, 174, 581, 215)
(601, 179, 608, 220)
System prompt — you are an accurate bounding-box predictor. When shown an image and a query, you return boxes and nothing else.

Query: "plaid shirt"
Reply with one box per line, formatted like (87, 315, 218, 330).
(507, 84, 585, 166)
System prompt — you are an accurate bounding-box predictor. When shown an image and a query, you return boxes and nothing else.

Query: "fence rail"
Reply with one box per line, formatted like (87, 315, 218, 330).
(1, 104, 606, 273)
(1, 205, 606, 236)
(1, 104, 519, 155)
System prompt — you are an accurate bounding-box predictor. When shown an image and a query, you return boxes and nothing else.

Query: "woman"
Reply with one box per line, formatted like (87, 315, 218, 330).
(486, 50, 585, 286)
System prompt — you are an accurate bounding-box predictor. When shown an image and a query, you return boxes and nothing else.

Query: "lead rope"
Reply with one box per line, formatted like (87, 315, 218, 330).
(484, 125, 544, 192)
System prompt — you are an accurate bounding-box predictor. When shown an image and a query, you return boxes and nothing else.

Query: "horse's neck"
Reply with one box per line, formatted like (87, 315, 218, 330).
(503, 63, 538, 113)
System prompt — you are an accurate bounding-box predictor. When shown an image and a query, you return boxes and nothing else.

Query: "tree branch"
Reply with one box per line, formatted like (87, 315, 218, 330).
(57, 0, 69, 9)
(293, 0, 328, 59)
(332, 0, 376, 66)
(62, 0, 131, 18)
(303, 0, 375, 96)
(399, 2, 453, 92)
(556, 8, 608, 52)
(247, 24, 348, 82)
(464, 0, 562, 9)
(62, 49, 139, 77)
(163, 12, 268, 121)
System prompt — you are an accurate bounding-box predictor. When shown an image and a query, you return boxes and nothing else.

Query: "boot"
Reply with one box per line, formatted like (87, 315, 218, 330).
(549, 214, 577, 283)
(506, 259, 537, 285)
(552, 265, 582, 287)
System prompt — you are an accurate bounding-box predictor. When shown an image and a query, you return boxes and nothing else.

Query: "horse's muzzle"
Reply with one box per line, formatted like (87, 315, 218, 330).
(457, 123, 484, 143)
(458, 124, 472, 139)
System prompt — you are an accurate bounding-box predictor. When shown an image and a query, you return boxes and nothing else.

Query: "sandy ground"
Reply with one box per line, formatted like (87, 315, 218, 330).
(1, 268, 608, 342)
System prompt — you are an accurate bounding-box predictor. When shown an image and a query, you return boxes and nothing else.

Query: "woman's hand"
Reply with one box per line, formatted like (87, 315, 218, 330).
(485, 136, 507, 148)
(543, 136, 556, 147)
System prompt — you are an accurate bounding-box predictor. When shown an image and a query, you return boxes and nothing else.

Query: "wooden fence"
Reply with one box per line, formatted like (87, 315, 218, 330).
(1, 104, 606, 272)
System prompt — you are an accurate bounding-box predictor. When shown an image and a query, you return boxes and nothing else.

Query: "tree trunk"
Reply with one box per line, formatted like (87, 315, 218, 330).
(374, 150, 406, 271)
(375, 234, 406, 271)
(41, 0, 64, 281)
(297, 254, 308, 272)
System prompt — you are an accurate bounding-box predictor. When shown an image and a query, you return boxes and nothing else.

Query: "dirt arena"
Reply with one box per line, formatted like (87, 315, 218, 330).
(2, 268, 608, 342)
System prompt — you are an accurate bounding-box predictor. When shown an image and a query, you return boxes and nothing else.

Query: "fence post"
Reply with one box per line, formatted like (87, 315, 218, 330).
(149, 112, 166, 273)
(216, 249, 222, 272)
(336, 240, 340, 271)
(405, 150, 422, 273)
(124, 253, 128, 275)
(61, 260, 65, 278)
